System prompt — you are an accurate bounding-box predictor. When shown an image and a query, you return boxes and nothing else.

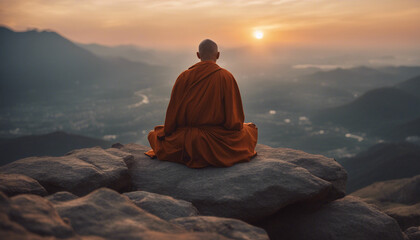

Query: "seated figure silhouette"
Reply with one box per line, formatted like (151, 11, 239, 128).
(145, 39, 258, 168)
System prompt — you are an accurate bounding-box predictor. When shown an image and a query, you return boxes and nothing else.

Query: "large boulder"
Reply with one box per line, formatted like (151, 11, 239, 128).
(0, 147, 133, 196)
(0, 191, 77, 239)
(255, 144, 348, 199)
(260, 196, 405, 240)
(352, 175, 420, 230)
(124, 191, 199, 221)
(171, 216, 269, 240)
(52, 187, 236, 240)
(112, 143, 345, 222)
(0, 173, 47, 197)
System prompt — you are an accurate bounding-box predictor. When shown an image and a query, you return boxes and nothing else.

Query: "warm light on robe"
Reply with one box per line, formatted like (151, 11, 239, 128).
(145, 61, 258, 168)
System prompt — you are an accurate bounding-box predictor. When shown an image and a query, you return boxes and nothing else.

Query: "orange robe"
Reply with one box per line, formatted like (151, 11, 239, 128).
(145, 60, 258, 168)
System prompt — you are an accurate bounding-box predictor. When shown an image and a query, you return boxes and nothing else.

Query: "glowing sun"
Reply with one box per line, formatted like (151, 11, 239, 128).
(253, 30, 264, 39)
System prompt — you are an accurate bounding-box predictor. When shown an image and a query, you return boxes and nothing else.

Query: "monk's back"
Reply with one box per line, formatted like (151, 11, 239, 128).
(176, 61, 233, 128)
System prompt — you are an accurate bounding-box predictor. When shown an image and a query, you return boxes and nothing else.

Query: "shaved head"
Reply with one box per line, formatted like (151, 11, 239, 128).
(197, 39, 219, 61)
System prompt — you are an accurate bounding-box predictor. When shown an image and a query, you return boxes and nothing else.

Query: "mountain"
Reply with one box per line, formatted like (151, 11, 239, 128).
(299, 66, 420, 96)
(339, 142, 420, 193)
(0, 131, 111, 166)
(396, 75, 420, 98)
(0, 26, 162, 107)
(78, 43, 161, 65)
(312, 87, 420, 133)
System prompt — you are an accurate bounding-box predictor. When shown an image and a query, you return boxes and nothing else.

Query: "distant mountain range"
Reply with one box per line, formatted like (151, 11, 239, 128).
(312, 73, 420, 137)
(0, 26, 163, 107)
(300, 66, 420, 96)
(339, 142, 420, 193)
(0, 131, 111, 166)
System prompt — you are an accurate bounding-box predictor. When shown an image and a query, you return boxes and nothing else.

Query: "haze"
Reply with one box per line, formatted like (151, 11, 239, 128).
(1, 0, 420, 50)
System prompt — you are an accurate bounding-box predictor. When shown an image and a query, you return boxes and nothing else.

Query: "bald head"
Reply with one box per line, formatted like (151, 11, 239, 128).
(197, 39, 220, 62)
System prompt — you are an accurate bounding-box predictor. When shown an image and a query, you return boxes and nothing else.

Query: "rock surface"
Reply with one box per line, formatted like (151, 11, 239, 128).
(386, 204, 420, 231)
(46, 191, 78, 203)
(260, 196, 405, 240)
(0, 173, 47, 196)
(0, 191, 77, 239)
(52, 187, 248, 240)
(171, 216, 269, 240)
(352, 175, 420, 230)
(405, 226, 420, 240)
(255, 144, 348, 199)
(124, 191, 199, 220)
(114, 143, 345, 222)
(0, 147, 132, 196)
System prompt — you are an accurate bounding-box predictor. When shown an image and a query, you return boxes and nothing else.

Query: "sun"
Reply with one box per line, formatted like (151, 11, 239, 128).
(253, 30, 264, 39)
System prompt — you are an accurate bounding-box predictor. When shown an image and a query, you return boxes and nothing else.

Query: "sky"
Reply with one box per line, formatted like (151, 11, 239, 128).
(1, 0, 420, 50)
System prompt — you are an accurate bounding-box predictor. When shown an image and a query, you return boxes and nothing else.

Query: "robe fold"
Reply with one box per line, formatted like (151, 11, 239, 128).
(145, 60, 258, 168)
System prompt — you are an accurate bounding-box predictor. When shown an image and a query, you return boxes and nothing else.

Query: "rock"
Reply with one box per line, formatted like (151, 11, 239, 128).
(171, 216, 269, 240)
(114, 143, 338, 222)
(260, 196, 405, 240)
(52, 188, 232, 240)
(105, 148, 136, 168)
(352, 175, 420, 229)
(385, 203, 420, 231)
(46, 191, 78, 203)
(0, 147, 132, 196)
(0, 173, 47, 197)
(352, 175, 420, 205)
(124, 191, 199, 220)
(0, 191, 77, 239)
(405, 226, 420, 240)
(255, 144, 348, 199)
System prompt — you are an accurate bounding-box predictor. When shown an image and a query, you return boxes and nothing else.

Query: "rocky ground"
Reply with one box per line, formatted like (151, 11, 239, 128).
(0, 143, 416, 240)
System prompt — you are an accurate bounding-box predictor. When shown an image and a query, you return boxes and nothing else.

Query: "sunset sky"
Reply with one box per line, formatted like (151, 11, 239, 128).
(1, 0, 420, 50)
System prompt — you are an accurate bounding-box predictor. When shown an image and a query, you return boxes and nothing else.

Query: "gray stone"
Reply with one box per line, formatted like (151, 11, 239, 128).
(52, 188, 233, 240)
(171, 216, 269, 240)
(260, 196, 405, 240)
(114, 143, 336, 222)
(0, 173, 47, 197)
(46, 191, 78, 203)
(0, 147, 132, 196)
(385, 203, 420, 231)
(0, 191, 77, 239)
(255, 144, 347, 199)
(405, 226, 420, 240)
(124, 191, 199, 220)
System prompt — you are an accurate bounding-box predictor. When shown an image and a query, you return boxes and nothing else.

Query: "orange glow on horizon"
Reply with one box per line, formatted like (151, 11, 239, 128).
(0, 0, 419, 50)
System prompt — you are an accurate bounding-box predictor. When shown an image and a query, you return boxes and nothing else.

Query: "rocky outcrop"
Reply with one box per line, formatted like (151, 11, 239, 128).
(171, 216, 269, 240)
(352, 175, 420, 230)
(405, 226, 420, 240)
(0, 191, 77, 239)
(1, 142, 410, 240)
(0, 147, 132, 196)
(0, 173, 47, 197)
(1, 188, 270, 240)
(259, 196, 405, 240)
(255, 144, 347, 199)
(113, 143, 346, 222)
(124, 191, 199, 220)
(51, 188, 265, 240)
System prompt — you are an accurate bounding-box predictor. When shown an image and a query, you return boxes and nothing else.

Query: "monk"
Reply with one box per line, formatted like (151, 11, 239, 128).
(145, 39, 258, 168)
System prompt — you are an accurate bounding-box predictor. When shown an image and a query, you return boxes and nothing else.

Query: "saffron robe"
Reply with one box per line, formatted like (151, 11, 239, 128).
(145, 60, 258, 168)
